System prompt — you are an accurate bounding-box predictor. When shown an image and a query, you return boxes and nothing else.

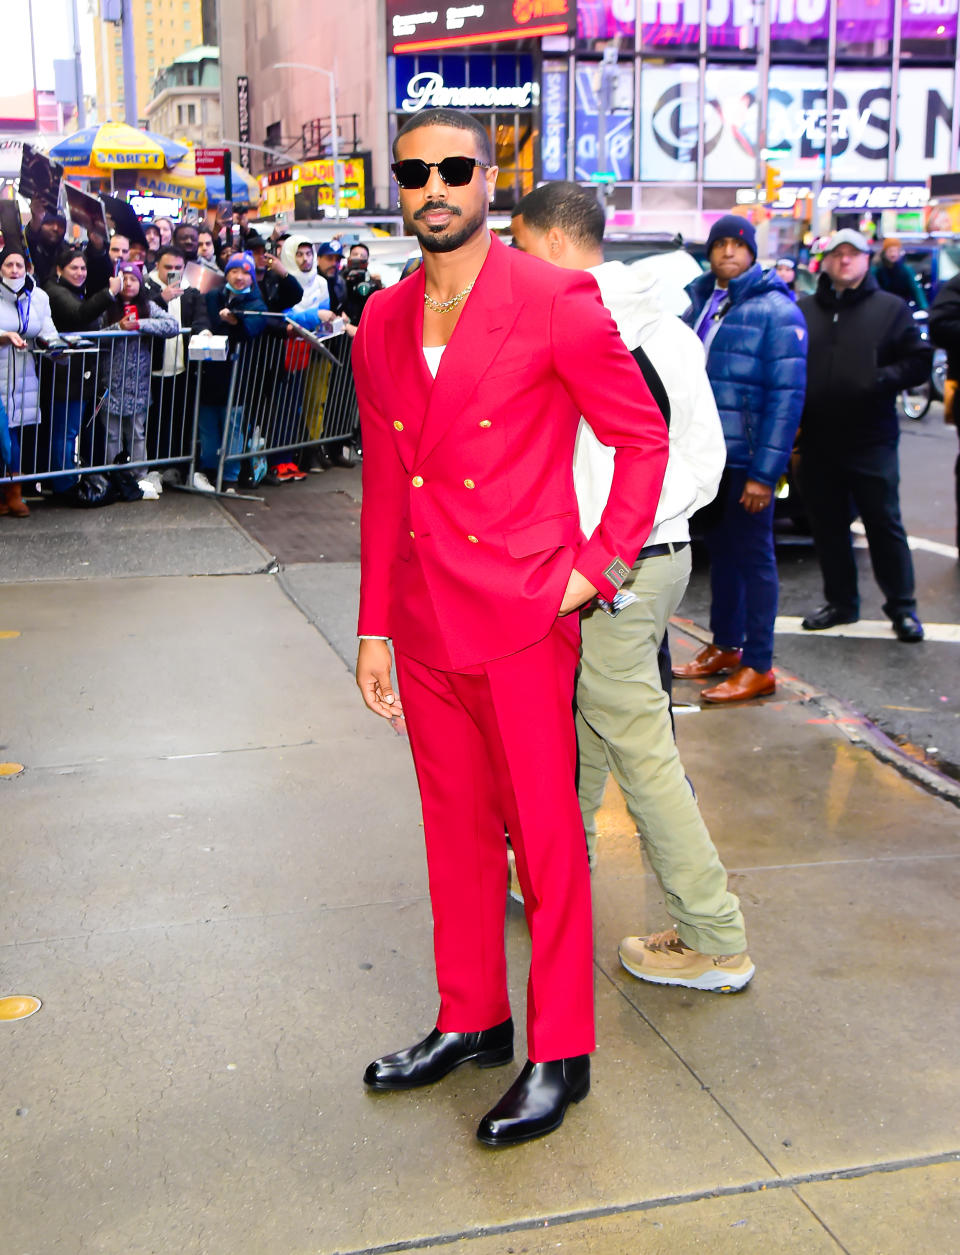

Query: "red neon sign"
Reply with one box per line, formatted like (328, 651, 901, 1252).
(394, 22, 570, 52)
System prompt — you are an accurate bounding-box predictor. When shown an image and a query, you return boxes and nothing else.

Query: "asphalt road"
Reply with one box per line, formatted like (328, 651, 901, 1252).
(679, 406, 960, 781)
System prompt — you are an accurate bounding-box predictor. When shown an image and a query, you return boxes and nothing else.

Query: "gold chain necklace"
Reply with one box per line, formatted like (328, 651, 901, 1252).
(424, 281, 475, 314)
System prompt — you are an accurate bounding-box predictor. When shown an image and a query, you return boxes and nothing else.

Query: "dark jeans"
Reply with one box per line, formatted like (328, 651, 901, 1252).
(49, 399, 86, 491)
(799, 443, 916, 619)
(705, 467, 778, 673)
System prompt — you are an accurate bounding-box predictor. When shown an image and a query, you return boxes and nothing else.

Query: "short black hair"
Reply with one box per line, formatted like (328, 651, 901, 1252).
(56, 246, 85, 270)
(173, 221, 198, 236)
(197, 226, 214, 240)
(156, 246, 186, 266)
(349, 242, 370, 258)
(392, 108, 494, 165)
(512, 181, 605, 250)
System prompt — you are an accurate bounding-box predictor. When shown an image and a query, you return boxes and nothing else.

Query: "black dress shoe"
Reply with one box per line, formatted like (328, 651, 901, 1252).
(892, 612, 924, 643)
(801, 604, 859, 631)
(476, 1055, 590, 1147)
(363, 1018, 513, 1091)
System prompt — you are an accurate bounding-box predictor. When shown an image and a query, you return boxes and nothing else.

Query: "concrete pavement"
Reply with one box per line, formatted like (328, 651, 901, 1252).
(1, 485, 958, 1254)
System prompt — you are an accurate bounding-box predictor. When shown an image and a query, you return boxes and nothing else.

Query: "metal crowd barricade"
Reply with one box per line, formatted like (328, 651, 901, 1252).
(0, 321, 360, 497)
(0, 330, 198, 487)
(194, 320, 360, 495)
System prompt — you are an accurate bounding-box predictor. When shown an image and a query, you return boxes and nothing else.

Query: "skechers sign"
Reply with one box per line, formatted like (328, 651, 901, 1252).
(386, 0, 575, 52)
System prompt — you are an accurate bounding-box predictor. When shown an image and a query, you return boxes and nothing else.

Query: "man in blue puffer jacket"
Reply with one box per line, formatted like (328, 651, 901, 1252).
(674, 215, 807, 702)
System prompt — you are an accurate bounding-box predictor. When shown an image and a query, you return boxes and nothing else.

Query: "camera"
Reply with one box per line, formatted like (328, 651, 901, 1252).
(344, 259, 374, 299)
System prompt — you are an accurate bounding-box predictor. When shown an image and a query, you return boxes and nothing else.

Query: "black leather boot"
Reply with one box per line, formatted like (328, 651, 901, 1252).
(476, 1055, 590, 1146)
(363, 1017, 514, 1090)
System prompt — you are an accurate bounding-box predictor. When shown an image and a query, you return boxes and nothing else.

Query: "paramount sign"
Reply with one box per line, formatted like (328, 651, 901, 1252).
(402, 70, 539, 111)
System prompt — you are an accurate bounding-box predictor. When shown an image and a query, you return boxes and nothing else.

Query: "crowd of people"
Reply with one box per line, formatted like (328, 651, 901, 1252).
(0, 200, 381, 517)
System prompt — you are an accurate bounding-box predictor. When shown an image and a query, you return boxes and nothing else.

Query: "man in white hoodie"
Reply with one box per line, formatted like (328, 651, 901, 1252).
(511, 183, 754, 993)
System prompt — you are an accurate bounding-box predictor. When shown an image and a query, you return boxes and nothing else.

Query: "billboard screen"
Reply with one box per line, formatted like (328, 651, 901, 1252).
(387, 0, 576, 53)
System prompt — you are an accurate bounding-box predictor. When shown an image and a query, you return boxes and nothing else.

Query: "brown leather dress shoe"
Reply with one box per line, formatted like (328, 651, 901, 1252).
(701, 666, 775, 703)
(672, 644, 742, 679)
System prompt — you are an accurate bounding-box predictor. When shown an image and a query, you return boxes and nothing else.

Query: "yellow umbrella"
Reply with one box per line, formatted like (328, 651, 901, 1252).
(48, 122, 188, 174)
(135, 147, 261, 209)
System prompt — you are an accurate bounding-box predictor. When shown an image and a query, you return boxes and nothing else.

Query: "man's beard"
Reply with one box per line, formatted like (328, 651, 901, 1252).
(408, 201, 486, 254)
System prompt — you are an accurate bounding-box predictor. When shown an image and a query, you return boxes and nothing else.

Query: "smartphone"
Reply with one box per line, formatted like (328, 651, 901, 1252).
(216, 200, 233, 222)
(123, 304, 139, 328)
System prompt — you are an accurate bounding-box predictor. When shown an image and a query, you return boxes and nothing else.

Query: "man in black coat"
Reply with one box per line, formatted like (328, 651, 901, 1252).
(797, 229, 931, 642)
(928, 272, 960, 553)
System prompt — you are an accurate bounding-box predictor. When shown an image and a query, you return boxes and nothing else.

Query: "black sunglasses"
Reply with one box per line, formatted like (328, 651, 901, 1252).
(391, 156, 491, 190)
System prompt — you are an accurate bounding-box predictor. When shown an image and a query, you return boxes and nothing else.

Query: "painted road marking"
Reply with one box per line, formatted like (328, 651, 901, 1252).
(775, 617, 960, 643)
(851, 520, 959, 561)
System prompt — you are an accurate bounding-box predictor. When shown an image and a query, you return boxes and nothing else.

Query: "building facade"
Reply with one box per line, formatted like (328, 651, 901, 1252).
(215, 0, 389, 213)
(93, 0, 218, 125)
(386, 0, 960, 236)
(144, 45, 222, 147)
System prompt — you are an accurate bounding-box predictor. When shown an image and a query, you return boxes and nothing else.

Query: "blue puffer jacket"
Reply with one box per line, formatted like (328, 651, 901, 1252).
(683, 264, 808, 486)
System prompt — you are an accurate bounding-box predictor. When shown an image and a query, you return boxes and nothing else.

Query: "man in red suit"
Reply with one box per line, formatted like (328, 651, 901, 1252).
(354, 108, 668, 1147)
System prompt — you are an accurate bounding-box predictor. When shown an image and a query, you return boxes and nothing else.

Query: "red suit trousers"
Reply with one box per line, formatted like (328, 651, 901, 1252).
(394, 616, 595, 1063)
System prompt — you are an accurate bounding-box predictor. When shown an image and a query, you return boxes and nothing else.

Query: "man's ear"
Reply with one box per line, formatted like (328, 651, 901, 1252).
(547, 226, 565, 256)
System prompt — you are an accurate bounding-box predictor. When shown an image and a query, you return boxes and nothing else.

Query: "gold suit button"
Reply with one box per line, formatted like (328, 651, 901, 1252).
(409, 530, 415, 538)
(463, 478, 475, 489)
(412, 475, 424, 487)
(467, 534, 479, 544)
(393, 420, 404, 431)
(479, 420, 492, 428)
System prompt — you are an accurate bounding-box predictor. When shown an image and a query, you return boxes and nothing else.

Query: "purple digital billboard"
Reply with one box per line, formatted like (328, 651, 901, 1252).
(637, 0, 955, 47)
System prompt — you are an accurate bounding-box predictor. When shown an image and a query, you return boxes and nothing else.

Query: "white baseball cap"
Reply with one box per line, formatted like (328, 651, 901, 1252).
(822, 229, 872, 255)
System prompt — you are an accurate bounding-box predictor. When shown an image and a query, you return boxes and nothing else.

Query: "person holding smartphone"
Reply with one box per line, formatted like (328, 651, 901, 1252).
(100, 262, 178, 485)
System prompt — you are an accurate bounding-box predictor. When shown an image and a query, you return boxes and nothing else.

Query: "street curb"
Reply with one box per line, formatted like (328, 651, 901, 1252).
(671, 617, 960, 809)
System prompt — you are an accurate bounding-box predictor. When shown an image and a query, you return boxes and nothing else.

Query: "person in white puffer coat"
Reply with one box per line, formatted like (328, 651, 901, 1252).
(0, 245, 61, 517)
(511, 181, 756, 995)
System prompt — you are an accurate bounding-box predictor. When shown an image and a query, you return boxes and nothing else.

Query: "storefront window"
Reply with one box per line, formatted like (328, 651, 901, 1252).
(639, 60, 699, 179)
(574, 60, 635, 180)
(766, 63, 829, 168)
(702, 65, 759, 182)
(707, 0, 759, 50)
(577, 0, 637, 45)
(640, 0, 702, 49)
(390, 51, 540, 207)
(894, 66, 954, 178)
(770, 0, 830, 53)
(828, 68, 893, 178)
(900, 0, 957, 58)
(836, 0, 893, 56)
(493, 117, 538, 205)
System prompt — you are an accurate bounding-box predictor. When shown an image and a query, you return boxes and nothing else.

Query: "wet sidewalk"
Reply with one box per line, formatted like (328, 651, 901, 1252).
(1, 491, 958, 1253)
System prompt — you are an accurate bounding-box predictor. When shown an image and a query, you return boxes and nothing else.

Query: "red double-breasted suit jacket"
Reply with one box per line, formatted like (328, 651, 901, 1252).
(353, 235, 669, 671)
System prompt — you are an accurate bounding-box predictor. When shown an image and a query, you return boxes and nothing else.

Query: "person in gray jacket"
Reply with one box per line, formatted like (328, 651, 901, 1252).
(0, 245, 61, 517)
(100, 262, 178, 483)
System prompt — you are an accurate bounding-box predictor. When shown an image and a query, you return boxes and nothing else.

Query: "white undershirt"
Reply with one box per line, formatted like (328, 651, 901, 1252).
(423, 344, 446, 378)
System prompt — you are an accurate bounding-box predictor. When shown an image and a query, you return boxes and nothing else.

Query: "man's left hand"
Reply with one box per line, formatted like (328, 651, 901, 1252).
(559, 568, 598, 616)
(740, 479, 773, 513)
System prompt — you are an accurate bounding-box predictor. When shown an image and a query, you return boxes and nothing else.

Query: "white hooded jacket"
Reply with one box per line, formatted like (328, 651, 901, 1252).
(279, 236, 331, 315)
(574, 260, 726, 547)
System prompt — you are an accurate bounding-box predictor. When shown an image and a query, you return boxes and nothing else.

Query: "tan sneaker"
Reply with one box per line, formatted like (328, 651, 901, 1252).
(619, 927, 755, 993)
